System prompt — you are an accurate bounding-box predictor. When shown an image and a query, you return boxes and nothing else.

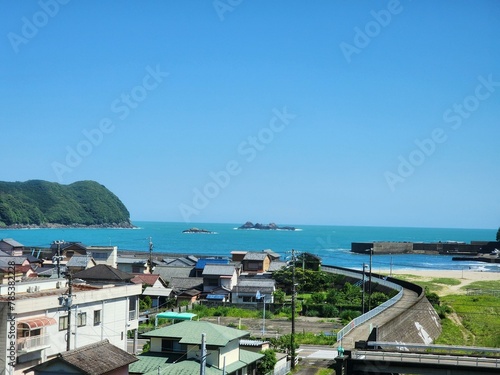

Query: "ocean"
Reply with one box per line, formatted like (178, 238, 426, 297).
(1, 222, 499, 272)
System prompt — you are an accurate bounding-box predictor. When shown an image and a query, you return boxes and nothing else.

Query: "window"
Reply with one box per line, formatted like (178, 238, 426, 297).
(59, 316, 68, 331)
(77, 312, 87, 327)
(161, 339, 186, 353)
(207, 278, 219, 287)
(94, 310, 101, 325)
(92, 252, 108, 259)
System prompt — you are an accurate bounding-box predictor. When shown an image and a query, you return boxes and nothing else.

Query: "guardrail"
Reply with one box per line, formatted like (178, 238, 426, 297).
(322, 266, 403, 343)
(352, 350, 500, 369)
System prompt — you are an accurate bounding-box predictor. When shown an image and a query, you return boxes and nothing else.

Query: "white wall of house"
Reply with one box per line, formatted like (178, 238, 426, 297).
(218, 340, 240, 367)
(87, 246, 117, 268)
(0, 279, 140, 375)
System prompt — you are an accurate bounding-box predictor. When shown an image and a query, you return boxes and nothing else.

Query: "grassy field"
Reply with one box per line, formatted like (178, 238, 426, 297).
(395, 274, 500, 348)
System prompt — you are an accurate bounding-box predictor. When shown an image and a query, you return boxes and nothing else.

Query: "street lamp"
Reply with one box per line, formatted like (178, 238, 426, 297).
(361, 263, 368, 314)
(368, 248, 373, 311)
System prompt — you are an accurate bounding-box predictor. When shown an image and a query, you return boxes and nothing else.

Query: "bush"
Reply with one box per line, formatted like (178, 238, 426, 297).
(321, 304, 339, 318)
(340, 310, 360, 322)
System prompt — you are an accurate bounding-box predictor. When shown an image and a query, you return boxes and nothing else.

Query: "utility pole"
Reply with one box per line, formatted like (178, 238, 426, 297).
(52, 240, 64, 278)
(368, 248, 373, 311)
(200, 333, 206, 375)
(361, 263, 366, 314)
(66, 273, 73, 351)
(65, 273, 73, 351)
(291, 248, 296, 370)
(148, 237, 154, 273)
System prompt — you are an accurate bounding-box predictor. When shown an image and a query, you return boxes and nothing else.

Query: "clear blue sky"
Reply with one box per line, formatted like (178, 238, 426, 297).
(1, 0, 499, 229)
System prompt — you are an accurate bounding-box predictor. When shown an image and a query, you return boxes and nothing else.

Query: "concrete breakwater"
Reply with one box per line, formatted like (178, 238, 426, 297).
(351, 240, 500, 255)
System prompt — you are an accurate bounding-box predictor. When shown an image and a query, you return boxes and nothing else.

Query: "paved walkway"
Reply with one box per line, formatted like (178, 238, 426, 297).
(337, 287, 419, 349)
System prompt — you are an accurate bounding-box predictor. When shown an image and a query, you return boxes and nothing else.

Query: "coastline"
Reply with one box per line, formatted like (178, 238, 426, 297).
(1, 221, 136, 230)
(380, 269, 500, 296)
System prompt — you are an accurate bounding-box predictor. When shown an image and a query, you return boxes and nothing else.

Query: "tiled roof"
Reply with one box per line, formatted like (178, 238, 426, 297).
(0, 238, 24, 247)
(73, 264, 133, 282)
(170, 277, 203, 292)
(67, 255, 94, 267)
(0, 256, 28, 266)
(129, 353, 170, 374)
(142, 321, 249, 346)
(155, 359, 222, 375)
(131, 274, 160, 285)
(242, 252, 269, 261)
(234, 278, 275, 294)
(267, 261, 287, 272)
(117, 257, 147, 264)
(154, 266, 195, 282)
(202, 264, 236, 277)
(28, 339, 137, 375)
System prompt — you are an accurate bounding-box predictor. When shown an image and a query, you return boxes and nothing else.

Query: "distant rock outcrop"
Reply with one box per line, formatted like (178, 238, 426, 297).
(182, 227, 214, 234)
(238, 221, 296, 231)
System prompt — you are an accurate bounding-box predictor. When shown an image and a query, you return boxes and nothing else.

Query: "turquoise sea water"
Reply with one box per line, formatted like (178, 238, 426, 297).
(1, 222, 498, 272)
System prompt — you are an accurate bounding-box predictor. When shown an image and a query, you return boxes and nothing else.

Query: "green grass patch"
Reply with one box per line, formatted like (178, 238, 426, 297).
(316, 369, 334, 375)
(437, 294, 500, 348)
(462, 280, 500, 292)
(430, 277, 461, 286)
(295, 332, 336, 346)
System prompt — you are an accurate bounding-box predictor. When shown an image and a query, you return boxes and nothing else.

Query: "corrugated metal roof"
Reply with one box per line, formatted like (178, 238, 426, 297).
(142, 321, 249, 347)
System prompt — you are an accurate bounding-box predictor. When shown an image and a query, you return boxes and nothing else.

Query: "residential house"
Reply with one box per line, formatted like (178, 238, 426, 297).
(0, 257, 34, 282)
(0, 238, 24, 256)
(86, 245, 118, 268)
(232, 279, 275, 304)
(66, 255, 96, 274)
(169, 277, 203, 304)
(24, 339, 138, 375)
(73, 264, 135, 284)
(49, 242, 118, 268)
(0, 276, 142, 374)
(202, 264, 238, 293)
(133, 320, 263, 375)
(194, 258, 229, 277)
(131, 274, 173, 310)
(50, 241, 88, 259)
(153, 265, 195, 285)
(241, 252, 272, 274)
(117, 257, 149, 274)
(161, 255, 198, 268)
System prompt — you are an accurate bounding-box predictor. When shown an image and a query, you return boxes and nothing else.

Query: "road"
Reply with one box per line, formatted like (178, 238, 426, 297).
(293, 345, 338, 374)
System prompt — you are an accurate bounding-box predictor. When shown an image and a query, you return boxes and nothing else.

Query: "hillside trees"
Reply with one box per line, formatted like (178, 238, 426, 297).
(0, 180, 131, 227)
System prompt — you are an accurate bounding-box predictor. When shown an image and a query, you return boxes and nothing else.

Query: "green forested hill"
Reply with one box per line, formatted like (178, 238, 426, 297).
(0, 180, 132, 227)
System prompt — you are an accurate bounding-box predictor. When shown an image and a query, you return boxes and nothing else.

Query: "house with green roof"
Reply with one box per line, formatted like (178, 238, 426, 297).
(132, 321, 263, 375)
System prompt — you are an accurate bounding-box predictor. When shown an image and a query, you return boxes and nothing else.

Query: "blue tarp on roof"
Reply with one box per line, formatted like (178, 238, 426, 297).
(206, 294, 225, 300)
(195, 258, 229, 269)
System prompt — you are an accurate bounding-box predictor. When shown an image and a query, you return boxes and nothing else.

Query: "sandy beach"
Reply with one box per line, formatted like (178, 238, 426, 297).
(380, 269, 500, 296)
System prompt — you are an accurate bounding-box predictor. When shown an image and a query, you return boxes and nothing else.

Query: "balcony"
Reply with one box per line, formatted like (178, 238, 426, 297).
(17, 334, 51, 354)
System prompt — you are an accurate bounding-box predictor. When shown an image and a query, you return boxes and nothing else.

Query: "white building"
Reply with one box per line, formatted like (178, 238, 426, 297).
(0, 277, 141, 375)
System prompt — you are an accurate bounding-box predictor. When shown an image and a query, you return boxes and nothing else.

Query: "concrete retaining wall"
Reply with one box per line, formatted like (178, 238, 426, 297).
(376, 291, 442, 345)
